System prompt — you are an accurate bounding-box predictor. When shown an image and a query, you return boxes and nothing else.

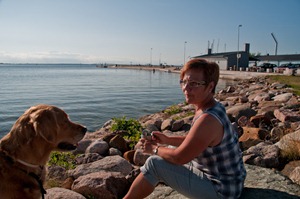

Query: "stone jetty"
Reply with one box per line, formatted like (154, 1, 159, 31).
(45, 76, 300, 199)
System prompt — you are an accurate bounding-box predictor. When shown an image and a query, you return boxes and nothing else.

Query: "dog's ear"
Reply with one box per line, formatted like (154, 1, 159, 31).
(31, 109, 58, 144)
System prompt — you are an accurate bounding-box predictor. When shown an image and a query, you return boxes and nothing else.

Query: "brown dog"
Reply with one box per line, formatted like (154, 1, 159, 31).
(0, 104, 87, 199)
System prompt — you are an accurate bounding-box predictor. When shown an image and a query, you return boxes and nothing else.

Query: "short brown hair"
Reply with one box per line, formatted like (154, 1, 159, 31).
(180, 58, 219, 93)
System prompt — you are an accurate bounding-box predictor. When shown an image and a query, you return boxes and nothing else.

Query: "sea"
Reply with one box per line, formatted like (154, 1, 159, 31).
(0, 64, 233, 138)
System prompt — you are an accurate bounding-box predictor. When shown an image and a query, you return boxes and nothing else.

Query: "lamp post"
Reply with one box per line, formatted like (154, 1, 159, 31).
(183, 41, 187, 66)
(237, 25, 242, 70)
(150, 48, 152, 66)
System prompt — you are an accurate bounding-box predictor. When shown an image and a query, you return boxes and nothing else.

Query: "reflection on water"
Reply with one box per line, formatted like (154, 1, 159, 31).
(0, 64, 233, 137)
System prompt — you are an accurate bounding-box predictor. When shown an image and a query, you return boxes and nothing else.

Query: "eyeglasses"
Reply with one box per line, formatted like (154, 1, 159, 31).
(179, 80, 207, 88)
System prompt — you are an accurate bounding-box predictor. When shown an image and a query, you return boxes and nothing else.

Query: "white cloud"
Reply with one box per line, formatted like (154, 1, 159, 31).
(0, 51, 153, 65)
(0, 51, 104, 64)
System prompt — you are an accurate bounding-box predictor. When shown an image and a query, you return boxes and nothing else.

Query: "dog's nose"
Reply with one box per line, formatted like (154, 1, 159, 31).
(82, 127, 87, 134)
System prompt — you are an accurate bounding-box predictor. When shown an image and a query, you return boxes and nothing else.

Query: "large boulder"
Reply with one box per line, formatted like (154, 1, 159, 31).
(46, 187, 86, 199)
(109, 134, 129, 153)
(226, 104, 257, 122)
(68, 155, 132, 178)
(145, 164, 300, 199)
(239, 127, 266, 150)
(275, 130, 300, 159)
(72, 171, 129, 199)
(85, 139, 109, 155)
(241, 164, 300, 198)
(274, 109, 300, 122)
(281, 160, 300, 185)
(243, 142, 281, 169)
(272, 93, 293, 102)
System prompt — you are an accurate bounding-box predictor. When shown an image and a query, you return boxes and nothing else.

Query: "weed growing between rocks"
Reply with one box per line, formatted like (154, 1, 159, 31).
(281, 139, 300, 161)
(110, 116, 142, 149)
(48, 151, 78, 170)
(163, 104, 182, 115)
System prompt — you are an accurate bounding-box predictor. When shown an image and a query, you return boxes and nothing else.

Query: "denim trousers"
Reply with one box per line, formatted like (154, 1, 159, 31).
(140, 155, 220, 199)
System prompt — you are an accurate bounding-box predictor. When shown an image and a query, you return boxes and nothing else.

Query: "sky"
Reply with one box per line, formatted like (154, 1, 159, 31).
(0, 0, 299, 65)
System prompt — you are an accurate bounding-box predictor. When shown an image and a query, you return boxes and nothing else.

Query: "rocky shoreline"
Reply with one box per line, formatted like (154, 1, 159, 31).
(45, 75, 300, 199)
(107, 64, 276, 81)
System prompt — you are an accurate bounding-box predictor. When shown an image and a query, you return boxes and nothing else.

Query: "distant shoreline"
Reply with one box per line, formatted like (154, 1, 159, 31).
(107, 64, 272, 81)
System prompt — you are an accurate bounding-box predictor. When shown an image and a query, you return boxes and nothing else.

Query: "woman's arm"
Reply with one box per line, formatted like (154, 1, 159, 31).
(152, 131, 185, 147)
(147, 113, 224, 165)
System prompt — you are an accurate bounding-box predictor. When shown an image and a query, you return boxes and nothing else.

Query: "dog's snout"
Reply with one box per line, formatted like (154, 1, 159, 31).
(81, 126, 87, 134)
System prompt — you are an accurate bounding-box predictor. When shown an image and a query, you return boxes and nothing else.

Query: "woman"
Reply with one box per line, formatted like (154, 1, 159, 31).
(124, 59, 246, 199)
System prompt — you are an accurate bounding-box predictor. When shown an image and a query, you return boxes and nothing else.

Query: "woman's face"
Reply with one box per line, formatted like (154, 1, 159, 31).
(181, 69, 211, 105)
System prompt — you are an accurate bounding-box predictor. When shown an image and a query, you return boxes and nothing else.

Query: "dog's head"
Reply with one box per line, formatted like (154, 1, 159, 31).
(30, 104, 87, 151)
(1, 104, 87, 154)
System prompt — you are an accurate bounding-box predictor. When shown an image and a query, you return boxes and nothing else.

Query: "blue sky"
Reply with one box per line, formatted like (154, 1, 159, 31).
(0, 0, 299, 65)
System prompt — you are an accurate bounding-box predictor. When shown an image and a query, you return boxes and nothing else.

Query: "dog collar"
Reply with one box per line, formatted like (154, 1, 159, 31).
(16, 158, 43, 169)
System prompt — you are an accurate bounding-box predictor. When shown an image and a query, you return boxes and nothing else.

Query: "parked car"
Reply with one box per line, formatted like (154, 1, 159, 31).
(259, 63, 277, 69)
(274, 63, 289, 73)
(274, 63, 300, 73)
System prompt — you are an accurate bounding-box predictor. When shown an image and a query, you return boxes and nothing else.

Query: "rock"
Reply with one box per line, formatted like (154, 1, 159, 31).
(272, 93, 293, 102)
(257, 101, 283, 114)
(250, 114, 273, 128)
(76, 153, 103, 164)
(241, 164, 300, 198)
(171, 119, 184, 131)
(226, 86, 235, 93)
(161, 118, 174, 131)
(145, 164, 300, 199)
(269, 126, 285, 142)
(85, 139, 109, 155)
(68, 155, 132, 178)
(252, 92, 271, 102)
(74, 139, 93, 154)
(123, 150, 135, 164)
(238, 115, 255, 127)
(144, 123, 160, 132)
(226, 104, 257, 122)
(102, 132, 117, 143)
(276, 130, 300, 159)
(125, 168, 141, 184)
(281, 160, 300, 181)
(47, 165, 67, 181)
(239, 96, 249, 103)
(274, 109, 300, 122)
(72, 171, 129, 199)
(243, 142, 281, 169)
(133, 149, 151, 166)
(248, 84, 264, 92)
(145, 184, 189, 199)
(109, 134, 129, 153)
(108, 147, 122, 156)
(290, 167, 300, 185)
(286, 96, 300, 106)
(61, 176, 75, 189)
(226, 96, 239, 102)
(271, 83, 287, 89)
(45, 187, 86, 199)
(239, 127, 266, 150)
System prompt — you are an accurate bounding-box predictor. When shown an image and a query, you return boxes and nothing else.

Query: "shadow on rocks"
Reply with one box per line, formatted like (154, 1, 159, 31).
(240, 187, 299, 199)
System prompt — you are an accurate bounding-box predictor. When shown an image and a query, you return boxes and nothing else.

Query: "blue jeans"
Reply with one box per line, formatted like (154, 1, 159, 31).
(140, 155, 220, 199)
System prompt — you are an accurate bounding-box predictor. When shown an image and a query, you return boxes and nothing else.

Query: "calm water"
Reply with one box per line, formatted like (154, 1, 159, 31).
(0, 64, 232, 138)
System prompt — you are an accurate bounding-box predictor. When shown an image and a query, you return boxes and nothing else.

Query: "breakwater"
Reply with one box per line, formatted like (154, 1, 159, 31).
(45, 76, 300, 199)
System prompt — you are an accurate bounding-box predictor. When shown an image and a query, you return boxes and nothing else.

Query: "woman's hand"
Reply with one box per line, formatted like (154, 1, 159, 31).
(142, 140, 156, 154)
(151, 131, 168, 144)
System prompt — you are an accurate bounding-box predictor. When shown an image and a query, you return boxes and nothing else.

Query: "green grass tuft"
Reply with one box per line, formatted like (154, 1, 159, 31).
(110, 116, 142, 149)
(267, 75, 300, 96)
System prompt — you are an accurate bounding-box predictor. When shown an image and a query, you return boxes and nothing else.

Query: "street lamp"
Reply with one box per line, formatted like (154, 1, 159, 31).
(150, 48, 152, 66)
(237, 25, 242, 70)
(184, 41, 187, 66)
